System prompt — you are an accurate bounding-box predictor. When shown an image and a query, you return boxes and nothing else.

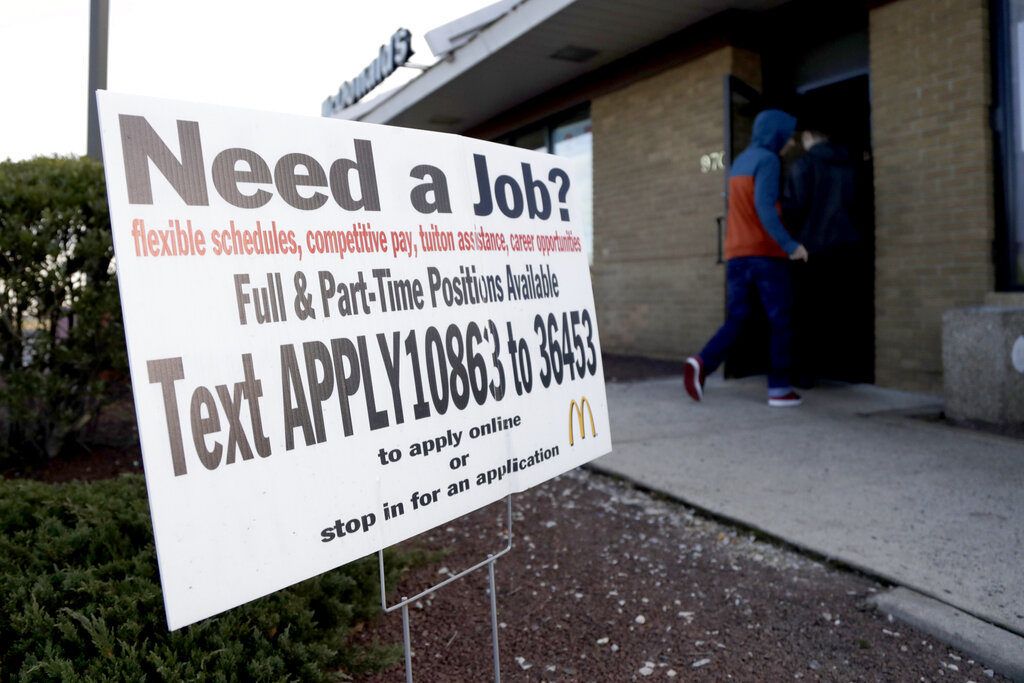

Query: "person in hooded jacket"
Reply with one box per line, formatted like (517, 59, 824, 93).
(684, 109, 808, 407)
(782, 125, 868, 385)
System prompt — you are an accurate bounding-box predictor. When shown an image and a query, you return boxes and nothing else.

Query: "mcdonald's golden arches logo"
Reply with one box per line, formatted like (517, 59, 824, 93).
(568, 397, 597, 446)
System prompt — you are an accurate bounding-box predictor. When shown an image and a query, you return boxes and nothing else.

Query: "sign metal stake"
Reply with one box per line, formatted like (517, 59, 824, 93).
(378, 494, 513, 683)
(401, 603, 413, 683)
(488, 559, 501, 682)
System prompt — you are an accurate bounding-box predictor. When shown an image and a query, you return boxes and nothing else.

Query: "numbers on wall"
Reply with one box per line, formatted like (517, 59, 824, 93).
(700, 151, 726, 173)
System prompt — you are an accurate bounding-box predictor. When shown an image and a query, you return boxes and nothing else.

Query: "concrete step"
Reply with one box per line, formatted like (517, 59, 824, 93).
(869, 587, 1024, 682)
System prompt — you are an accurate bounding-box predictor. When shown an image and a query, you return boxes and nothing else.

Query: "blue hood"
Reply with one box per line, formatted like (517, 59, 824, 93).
(750, 109, 797, 153)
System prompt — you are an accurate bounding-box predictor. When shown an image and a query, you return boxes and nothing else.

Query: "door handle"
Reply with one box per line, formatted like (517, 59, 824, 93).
(716, 216, 724, 265)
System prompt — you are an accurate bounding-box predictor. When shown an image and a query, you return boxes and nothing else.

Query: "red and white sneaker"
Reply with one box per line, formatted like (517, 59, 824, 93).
(768, 391, 802, 407)
(683, 356, 704, 402)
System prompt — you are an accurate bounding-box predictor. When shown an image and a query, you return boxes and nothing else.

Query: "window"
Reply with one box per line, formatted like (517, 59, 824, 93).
(512, 128, 548, 153)
(994, 0, 1024, 289)
(501, 107, 594, 263)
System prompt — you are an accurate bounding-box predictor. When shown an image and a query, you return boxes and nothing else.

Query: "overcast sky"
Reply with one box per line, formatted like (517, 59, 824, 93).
(0, 1, 492, 161)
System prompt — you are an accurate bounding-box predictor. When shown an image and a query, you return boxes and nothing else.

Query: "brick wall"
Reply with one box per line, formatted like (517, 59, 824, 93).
(591, 47, 760, 360)
(870, 0, 995, 392)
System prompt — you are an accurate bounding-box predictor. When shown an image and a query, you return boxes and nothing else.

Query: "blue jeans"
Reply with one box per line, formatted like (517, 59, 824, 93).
(700, 257, 793, 391)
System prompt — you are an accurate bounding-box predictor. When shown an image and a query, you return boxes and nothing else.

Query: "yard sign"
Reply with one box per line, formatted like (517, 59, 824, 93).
(97, 92, 611, 630)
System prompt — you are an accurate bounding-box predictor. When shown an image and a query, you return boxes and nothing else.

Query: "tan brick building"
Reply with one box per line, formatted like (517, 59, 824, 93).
(331, 0, 1024, 394)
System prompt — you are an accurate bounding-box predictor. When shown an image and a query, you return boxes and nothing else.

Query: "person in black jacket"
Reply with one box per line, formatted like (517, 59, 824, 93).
(782, 125, 870, 385)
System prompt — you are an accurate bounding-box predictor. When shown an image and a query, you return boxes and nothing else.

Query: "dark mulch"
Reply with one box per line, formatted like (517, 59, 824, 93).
(356, 468, 1006, 682)
(602, 354, 679, 383)
(2, 386, 143, 482)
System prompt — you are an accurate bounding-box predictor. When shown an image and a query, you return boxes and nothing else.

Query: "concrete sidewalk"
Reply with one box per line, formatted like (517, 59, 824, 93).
(593, 374, 1024, 637)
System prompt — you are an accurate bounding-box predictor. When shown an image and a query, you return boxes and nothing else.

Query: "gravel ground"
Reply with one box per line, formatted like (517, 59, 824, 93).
(355, 468, 1007, 682)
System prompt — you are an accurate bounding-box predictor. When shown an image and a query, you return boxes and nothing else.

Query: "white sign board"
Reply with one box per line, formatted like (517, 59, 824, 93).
(97, 92, 611, 630)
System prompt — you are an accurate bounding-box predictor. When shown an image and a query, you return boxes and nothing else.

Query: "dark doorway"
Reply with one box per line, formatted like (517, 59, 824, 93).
(788, 75, 875, 384)
(721, 74, 770, 381)
(722, 4, 875, 385)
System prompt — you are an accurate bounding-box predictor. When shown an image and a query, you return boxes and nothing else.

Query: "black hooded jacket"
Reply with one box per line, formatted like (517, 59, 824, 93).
(782, 141, 862, 255)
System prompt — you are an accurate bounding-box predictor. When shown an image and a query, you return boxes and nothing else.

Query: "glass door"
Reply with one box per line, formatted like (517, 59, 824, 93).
(721, 76, 772, 379)
(994, 0, 1024, 289)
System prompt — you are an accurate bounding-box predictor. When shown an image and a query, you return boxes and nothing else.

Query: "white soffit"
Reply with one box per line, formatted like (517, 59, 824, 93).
(332, 0, 784, 132)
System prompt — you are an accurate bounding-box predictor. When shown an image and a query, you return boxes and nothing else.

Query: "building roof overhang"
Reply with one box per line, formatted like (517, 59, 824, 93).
(329, 0, 784, 134)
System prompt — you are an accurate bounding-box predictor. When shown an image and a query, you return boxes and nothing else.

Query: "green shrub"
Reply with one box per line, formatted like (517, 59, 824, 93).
(0, 156, 127, 465)
(0, 475, 404, 681)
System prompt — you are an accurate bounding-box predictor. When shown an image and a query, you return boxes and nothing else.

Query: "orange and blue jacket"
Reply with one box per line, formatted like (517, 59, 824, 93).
(725, 109, 799, 260)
